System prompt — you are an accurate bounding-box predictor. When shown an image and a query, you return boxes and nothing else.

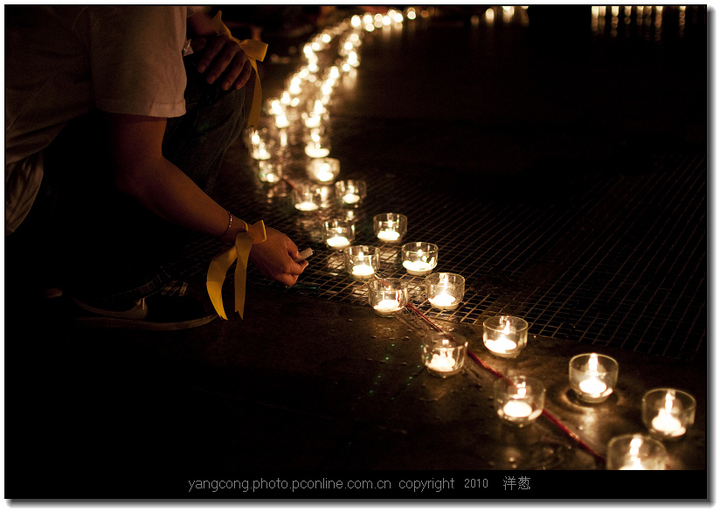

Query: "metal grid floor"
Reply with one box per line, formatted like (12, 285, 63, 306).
(167, 7, 706, 364)
(171, 134, 706, 363)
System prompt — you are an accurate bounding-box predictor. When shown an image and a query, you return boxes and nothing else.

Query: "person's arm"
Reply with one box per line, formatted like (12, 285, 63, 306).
(105, 112, 308, 286)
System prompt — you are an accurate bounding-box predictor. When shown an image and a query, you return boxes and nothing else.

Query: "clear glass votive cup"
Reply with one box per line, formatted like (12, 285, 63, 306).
(245, 127, 276, 160)
(304, 132, 331, 158)
(425, 273, 464, 310)
(568, 353, 619, 404)
(307, 157, 341, 184)
(494, 376, 545, 427)
(367, 278, 408, 317)
(642, 388, 696, 440)
(335, 180, 367, 208)
(292, 183, 322, 212)
(315, 185, 334, 209)
(344, 245, 380, 280)
(606, 434, 667, 470)
(373, 213, 407, 244)
(421, 332, 468, 378)
(483, 315, 529, 359)
(401, 242, 438, 276)
(302, 110, 328, 129)
(323, 219, 355, 250)
(257, 160, 283, 184)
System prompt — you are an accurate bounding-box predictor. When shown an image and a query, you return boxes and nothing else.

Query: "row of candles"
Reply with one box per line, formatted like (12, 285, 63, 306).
(246, 10, 694, 471)
(327, 220, 696, 469)
(320, 214, 698, 459)
(421, 327, 696, 470)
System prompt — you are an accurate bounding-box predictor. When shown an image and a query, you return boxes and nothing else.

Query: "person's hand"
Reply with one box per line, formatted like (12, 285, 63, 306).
(192, 35, 253, 91)
(248, 227, 308, 287)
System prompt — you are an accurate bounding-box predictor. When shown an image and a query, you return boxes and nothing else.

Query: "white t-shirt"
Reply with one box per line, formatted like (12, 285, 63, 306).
(5, 6, 189, 234)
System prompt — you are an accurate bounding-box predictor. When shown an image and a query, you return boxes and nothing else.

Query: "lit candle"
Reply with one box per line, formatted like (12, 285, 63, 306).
(619, 437, 647, 470)
(313, 100, 327, 114)
(619, 459, 647, 470)
(429, 292, 456, 308)
(326, 235, 351, 249)
(485, 335, 517, 354)
(295, 201, 319, 212)
(253, 146, 271, 160)
(503, 401, 533, 419)
(402, 260, 432, 275)
(651, 391, 686, 436)
(579, 377, 608, 395)
(579, 353, 607, 396)
(305, 144, 331, 158)
(377, 229, 400, 242)
(351, 264, 375, 277)
(304, 113, 322, 128)
(427, 349, 456, 373)
(275, 113, 290, 129)
(342, 193, 361, 204)
(311, 161, 335, 182)
(374, 299, 402, 314)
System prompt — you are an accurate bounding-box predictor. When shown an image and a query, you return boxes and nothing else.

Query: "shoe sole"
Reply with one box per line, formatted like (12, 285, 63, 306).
(72, 313, 217, 331)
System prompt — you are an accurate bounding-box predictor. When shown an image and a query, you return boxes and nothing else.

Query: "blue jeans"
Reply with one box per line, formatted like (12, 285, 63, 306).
(39, 54, 246, 305)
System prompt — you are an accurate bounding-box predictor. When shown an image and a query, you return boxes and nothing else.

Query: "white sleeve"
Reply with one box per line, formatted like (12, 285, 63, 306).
(84, 6, 188, 118)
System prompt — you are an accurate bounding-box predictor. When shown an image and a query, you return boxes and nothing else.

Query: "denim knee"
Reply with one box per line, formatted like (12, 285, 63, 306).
(162, 53, 247, 190)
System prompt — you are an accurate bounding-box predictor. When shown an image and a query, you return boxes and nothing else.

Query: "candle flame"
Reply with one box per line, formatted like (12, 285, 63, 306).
(516, 382, 527, 398)
(664, 390, 676, 413)
(588, 353, 599, 373)
(629, 436, 643, 457)
(502, 319, 511, 335)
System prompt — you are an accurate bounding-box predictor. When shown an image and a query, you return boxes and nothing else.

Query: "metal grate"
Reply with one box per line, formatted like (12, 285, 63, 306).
(167, 8, 706, 363)
(171, 136, 706, 363)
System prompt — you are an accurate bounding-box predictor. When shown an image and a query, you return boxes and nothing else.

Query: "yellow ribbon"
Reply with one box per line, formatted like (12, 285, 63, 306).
(207, 220, 267, 319)
(212, 11, 268, 129)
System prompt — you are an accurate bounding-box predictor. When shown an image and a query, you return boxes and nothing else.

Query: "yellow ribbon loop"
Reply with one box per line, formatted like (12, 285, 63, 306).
(212, 11, 268, 129)
(207, 220, 267, 320)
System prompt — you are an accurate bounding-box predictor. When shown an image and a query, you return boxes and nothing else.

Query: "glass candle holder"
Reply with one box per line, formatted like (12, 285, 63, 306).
(373, 213, 407, 244)
(292, 184, 322, 212)
(483, 315, 529, 359)
(274, 111, 291, 129)
(307, 157, 341, 184)
(344, 245, 380, 280)
(424, 273, 465, 310)
(367, 278, 408, 317)
(401, 242, 438, 276)
(323, 219, 355, 250)
(257, 160, 283, 184)
(302, 110, 328, 129)
(335, 180, 367, 207)
(568, 353, 619, 404)
(421, 332, 468, 378)
(642, 388, 696, 439)
(251, 140, 276, 160)
(245, 128, 277, 161)
(494, 376, 545, 427)
(316, 185, 334, 209)
(304, 132, 331, 158)
(606, 434, 667, 470)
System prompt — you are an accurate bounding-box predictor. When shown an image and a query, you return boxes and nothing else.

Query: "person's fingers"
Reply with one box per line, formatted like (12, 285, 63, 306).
(196, 34, 228, 74)
(205, 46, 236, 85)
(228, 60, 253, 90)
(278, 273, 299, 287)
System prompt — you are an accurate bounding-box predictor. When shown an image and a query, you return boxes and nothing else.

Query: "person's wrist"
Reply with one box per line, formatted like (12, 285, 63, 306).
(219, 211, 246, 244)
